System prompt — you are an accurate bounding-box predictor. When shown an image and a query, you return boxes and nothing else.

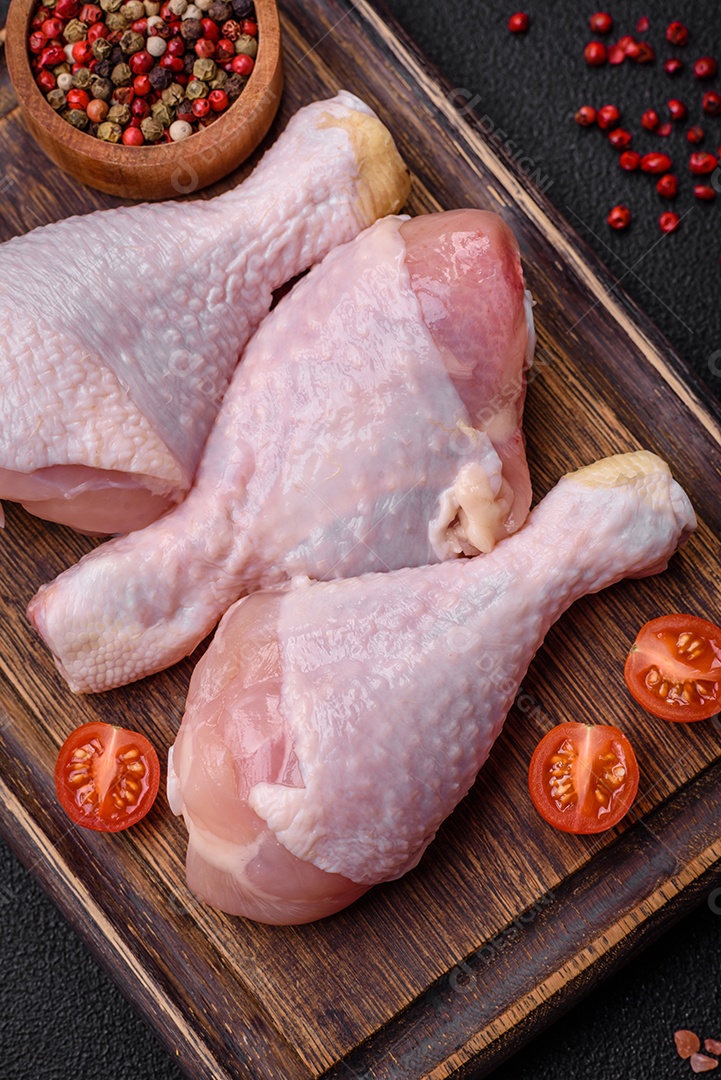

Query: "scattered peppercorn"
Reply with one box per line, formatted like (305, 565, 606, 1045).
(694, 56, 718, 80)
(656, 174, 678, 198)
(27, 0, 257, 141)
(608, 44, 625, 65)
(633, 41, 655, 64)
(641, 108, 659, 131)
(589, 12, 612, 35)
(607, 205, 631, 229)
(666, 21, 689, 46)
(641, 152, 672, 174)
(659, 211, 680, 233)
(689, 152, 718, 175)
(703, 91, 721, 116)
(619, 150, 640, 171)
(574, 105, 596, 127)
(667, 99, 687, 121)
(636, 16, 649, 34)
(687, 125, 705, 144)
(584, 41, 607, 66)
(608, 127, 632, 150)
(597, 104, 620, 130)
(694, 184, 716, 201)
(656, 122, 672, 137)
(507, 12, 529, 33)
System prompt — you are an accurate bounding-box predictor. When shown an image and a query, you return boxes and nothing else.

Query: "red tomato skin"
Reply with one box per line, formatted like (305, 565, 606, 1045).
(55, 722, 160, 833)
(528, 722, 639, 834)
(624, 614, 721, 722)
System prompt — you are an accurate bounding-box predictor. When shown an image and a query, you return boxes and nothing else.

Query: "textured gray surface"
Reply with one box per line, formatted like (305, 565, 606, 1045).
(1, 0, 721, 1078)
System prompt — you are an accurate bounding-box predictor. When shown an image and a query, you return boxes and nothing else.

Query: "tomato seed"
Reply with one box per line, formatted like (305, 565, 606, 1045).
(690, 1054, 719, 1073)
(675, 1031, 702, 1059)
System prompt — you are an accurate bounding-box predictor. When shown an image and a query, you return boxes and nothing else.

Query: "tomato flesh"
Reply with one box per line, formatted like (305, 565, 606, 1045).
(528, 722, 639, 834)
(624, 614, 721, 722)
(55, 722, 160, 832)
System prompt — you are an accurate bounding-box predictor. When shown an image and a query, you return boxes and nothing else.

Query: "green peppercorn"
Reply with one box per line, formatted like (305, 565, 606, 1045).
(233, 34, 257, 58)
(111, 62, 133, 87)
(89, 75, 114, 101)
(208, 68, 228, 90)
(119, 29, 145, 54)
(120, 0, 145, 18)
(46, 88, 67, 110)
(92, 37, 113, 61)
(72, 66, 93, 89)
(186, 78, 207, 100)
(107, 103, 132, 125)
(62, 108, 89, 130)
(151, 101, 175, 127)
(105, 9, 129, 29)
(141, 116, 164, 142)
(161, 82, 185, 106)
(63, 18, 88, 42)
(99, 0, 123, 11)
(97, 121, 123, 142)
(193, 57, 217, 82)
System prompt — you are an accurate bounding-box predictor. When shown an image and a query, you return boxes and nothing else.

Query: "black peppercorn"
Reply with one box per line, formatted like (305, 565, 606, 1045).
(63, 107, 90, 130)
(230, 0, 251, 17)
(94, 57, 113, 78)
(148, 64, 173, 91)
(119, 29, 145, 54)
(111, 62, 133, 86)
(224, 71, 246, 101)
(183, 51, 195, 74)
(208, 0, 230, 21)
(180, 17, 203, 44)
(92, 37, 113, 61)
(108, 45, 126, 66)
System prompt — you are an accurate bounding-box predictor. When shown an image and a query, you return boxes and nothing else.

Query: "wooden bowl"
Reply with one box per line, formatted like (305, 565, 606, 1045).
(5, 0, 283, 200)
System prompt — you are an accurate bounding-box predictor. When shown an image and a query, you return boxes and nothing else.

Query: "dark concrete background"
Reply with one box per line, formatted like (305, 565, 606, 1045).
(1, 1, 721, 1078)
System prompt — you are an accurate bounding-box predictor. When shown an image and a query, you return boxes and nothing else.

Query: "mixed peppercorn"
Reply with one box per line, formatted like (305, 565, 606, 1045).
(27, 0, 258, 144)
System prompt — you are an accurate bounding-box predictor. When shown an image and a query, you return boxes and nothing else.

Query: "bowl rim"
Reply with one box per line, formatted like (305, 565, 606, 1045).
(5, 0, 281, 171)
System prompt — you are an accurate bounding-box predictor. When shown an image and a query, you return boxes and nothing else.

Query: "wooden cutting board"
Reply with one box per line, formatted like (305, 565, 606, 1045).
(1, 1, 721, 1077)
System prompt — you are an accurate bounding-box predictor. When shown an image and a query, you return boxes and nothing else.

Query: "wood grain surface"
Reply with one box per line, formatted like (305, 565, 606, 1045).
(1, 0, 721, 1077)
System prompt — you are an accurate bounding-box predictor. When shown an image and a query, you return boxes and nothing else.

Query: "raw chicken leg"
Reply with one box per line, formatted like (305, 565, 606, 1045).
(166, 451, 696, 924)
(30, 209, 535, 693)
(0, 91, 410, 534)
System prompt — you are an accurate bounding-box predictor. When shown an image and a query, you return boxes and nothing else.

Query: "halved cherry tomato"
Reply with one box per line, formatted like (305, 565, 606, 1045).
(624, 614, 721, 722)
(528, 722, 639, 834)
(55, 722, 160, 832)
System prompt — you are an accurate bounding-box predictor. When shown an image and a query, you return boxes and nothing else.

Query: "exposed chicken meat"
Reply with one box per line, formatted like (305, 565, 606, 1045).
(166, 451, 695, 924)
(0, 91, 410, 534)
(29, 209, 535, 693)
